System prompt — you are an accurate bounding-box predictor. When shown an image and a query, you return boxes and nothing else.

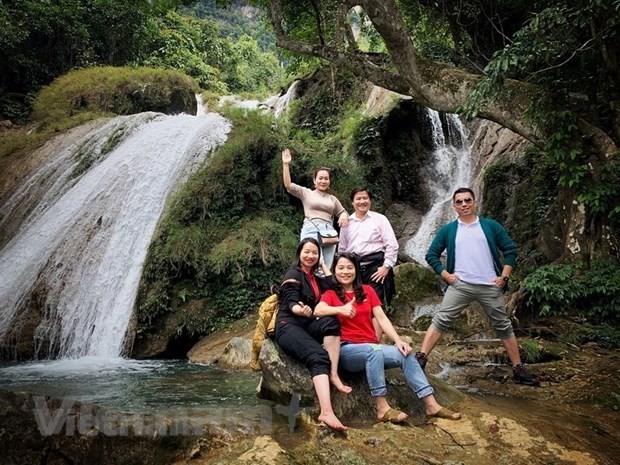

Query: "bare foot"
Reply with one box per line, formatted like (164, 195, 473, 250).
(318, 412, 348, 431)
(426, 406, 461, 420)
(330, 375, 352, 394)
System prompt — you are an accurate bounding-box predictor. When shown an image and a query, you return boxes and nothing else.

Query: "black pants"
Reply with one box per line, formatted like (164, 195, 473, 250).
(359, 251, 395, 306)
(275, 316, 340, 378)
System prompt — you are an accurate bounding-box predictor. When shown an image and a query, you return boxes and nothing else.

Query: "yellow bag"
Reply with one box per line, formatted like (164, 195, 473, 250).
(250, 294, 279, 371)
(249, 279, 299, 371)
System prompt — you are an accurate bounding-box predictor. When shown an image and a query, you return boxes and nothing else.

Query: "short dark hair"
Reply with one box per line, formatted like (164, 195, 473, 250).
(350, 186, 372, 201)
(293, 237, 321, 273)
(452, 187, 475, 202)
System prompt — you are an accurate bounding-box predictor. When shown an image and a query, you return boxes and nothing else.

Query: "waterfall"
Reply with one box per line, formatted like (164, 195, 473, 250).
(0, 112, 231, 358)
(218, 81, 299, 117)
(259, 80, 299, 117)
(404, 109, 472, 264)
(196, 94, 206, 116)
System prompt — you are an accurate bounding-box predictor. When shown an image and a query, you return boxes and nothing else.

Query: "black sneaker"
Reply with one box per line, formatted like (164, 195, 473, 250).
(415, 351, 428, 371)
(513, 364, 540, 386)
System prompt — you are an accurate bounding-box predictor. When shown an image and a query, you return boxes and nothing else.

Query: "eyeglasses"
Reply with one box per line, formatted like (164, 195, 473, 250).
(454, 198, 474, 205)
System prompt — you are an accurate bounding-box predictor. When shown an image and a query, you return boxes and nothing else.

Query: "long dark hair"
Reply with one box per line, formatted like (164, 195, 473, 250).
(293, 237, 321, 274)
(332, 253, 366, 304)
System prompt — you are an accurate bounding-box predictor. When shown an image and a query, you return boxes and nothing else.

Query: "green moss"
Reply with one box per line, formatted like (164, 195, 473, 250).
(481, 148, 559, 265)
(393, 262, 440, 302)
(31, 66, 198, 130)
(519, 340, 543, 363)
(135, 109, 297, 341)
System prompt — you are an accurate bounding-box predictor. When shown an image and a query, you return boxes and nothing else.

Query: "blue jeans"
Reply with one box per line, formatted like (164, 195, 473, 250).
(300, 219, 337, 269)
(339, 343, 434, 398)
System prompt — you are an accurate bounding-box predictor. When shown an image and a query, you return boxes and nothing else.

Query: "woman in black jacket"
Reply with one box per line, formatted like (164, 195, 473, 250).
(275, 237, 350, 431)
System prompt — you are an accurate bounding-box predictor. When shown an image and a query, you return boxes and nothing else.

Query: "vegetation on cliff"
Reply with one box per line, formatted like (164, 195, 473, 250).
(0, 1, 283, 121)
(33, 67, 198, 130)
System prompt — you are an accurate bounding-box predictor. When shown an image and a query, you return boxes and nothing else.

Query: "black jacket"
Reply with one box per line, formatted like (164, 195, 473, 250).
(277, 267, 336, 326)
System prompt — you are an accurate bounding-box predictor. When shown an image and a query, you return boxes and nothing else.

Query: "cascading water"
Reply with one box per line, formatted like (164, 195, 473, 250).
(404, 109, 472, 265)
(0, 111, 231, 358)
(260, 80, 299, 117)
(220, 80, 300, 118)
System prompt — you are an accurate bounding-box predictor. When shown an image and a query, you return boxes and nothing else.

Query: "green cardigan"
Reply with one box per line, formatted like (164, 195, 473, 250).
(425, 217, 518, 277)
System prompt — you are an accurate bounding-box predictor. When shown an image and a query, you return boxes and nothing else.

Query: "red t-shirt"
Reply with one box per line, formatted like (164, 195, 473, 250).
(321, 285, 382, 343)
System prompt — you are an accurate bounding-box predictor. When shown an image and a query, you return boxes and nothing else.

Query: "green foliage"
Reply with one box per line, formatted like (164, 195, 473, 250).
(519, 341, 543, 364)
(31, 66, 197, 129)
(398, 2, 454, 62)
(136, 109, 298, 338)
(460, 1, 619, 116)
(481, 148, 559, 251)
(456, 1, 619, 227)
(227, 34, 284, 94)
(0, 0, 171, 120)
(0, 0, 284, 119)
(137, 11, 228, 92)
(523, 258, 620, 323)
(291, 68, 367, 137)
(181, 0, 277, 52)
(560, 322, 620, 349)
(530, 106, 620, 226)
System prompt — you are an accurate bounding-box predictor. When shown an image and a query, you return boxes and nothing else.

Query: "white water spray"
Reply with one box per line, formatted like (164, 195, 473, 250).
(259, 80, 299, 117)
(0, 112, 231, 358)
(404, 109, 472, 264)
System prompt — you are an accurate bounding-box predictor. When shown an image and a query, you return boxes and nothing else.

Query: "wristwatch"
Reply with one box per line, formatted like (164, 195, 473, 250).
(501, 275, 509, 282)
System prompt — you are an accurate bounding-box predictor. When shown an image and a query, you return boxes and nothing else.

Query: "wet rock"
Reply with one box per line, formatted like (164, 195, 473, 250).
(218, 337, 252, 369)
(0, 391, 197, 465)
(390, 262, 442, 327)
(186, 318, 254, 366)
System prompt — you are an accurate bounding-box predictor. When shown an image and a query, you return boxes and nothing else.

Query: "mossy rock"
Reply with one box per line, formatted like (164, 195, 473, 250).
(32, 66, 198, 129)
(412, 314, 432, 331)
(389, 263, 441, 326)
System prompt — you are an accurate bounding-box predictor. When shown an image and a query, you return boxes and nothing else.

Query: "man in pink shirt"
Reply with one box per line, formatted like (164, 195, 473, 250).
(338, 187, 398, 306)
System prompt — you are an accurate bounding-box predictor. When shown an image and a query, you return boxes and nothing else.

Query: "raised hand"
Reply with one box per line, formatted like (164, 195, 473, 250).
(282, 148, 292, 164)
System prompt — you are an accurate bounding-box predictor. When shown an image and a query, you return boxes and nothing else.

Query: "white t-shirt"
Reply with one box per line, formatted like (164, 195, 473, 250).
(454, 217, 497, 285)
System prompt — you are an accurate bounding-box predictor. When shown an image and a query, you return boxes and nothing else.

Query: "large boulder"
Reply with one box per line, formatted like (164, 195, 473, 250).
(389, 262, 442, 327)
(257, 339, 465, 424)
(186, 318, 254, 369)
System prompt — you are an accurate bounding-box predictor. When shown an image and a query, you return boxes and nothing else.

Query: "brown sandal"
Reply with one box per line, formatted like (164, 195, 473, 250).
(426, 407, 461, 421)
(377, 408, 409, 424)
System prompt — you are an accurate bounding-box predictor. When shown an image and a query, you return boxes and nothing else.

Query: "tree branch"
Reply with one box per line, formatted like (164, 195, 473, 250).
(269, 0, 616, 152)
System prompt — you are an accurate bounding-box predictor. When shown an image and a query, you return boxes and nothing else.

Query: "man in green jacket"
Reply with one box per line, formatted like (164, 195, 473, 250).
(417, 187, 539, 386)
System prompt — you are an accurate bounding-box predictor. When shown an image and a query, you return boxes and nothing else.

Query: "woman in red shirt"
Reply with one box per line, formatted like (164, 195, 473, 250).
(315, 253, 461, 423)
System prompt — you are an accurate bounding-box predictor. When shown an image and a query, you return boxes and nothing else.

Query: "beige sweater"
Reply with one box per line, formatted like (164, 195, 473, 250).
(287, 183, 345, 222)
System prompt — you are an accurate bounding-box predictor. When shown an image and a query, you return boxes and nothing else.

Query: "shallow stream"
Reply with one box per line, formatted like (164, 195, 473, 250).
(0, 357, 265, 413)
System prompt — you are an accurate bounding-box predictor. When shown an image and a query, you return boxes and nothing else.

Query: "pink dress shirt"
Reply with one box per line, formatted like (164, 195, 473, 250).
(338, 211, 398, 267)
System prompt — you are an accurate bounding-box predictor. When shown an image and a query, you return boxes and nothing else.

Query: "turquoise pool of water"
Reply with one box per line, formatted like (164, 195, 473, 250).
(0, 357, 266, 413)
